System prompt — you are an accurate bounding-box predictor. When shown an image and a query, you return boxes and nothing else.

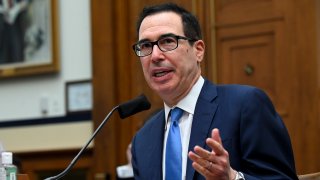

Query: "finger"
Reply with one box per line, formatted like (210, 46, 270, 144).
(193, 145, 214, 160)
(207, 128, 226, 156)
(189, 150, 229, 178)
(188, 150, 211, 168)
(188, 150, 201, 162)
(206, 138, 225, 156)
(192, 160, 224, 178)
(189, 150, 218, 174)
(212, 128, 222, 144)
(194, 145, 222, 165)
(192, 161, 214, 177)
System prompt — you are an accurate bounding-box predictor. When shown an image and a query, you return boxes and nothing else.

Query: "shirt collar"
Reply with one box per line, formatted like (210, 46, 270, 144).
(164, 76, 205, 121)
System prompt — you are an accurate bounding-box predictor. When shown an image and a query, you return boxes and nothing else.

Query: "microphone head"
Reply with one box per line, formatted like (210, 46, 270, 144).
(118, 94, 151, 119)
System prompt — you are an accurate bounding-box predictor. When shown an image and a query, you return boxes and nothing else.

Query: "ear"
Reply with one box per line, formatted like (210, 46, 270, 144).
(194, 40, 205, 63)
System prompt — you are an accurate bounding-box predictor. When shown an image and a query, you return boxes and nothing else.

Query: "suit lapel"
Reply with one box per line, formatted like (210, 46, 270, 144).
(186, 81, 218, 180)
(146, 110, 166, 179)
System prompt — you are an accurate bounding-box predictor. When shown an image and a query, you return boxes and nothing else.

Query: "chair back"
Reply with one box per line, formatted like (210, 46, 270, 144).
(298, 172, 320, 180)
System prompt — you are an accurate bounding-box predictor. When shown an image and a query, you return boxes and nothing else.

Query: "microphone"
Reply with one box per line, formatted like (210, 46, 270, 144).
(45, 94, 151, 180)
(118, 93, 151, 119)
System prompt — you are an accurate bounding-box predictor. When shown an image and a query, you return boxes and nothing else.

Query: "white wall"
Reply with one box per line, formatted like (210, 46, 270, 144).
(0, 0, 93, 152)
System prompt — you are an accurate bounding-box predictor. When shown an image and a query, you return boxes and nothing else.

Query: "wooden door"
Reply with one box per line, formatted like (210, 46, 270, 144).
(214, 0, 320, 174)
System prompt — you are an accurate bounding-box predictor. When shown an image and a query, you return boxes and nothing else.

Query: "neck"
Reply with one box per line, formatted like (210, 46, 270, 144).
(162, 74, 201, 107)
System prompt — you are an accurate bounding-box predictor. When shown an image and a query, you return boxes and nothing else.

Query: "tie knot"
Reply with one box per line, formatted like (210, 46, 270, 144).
(171, 107, 183, 124)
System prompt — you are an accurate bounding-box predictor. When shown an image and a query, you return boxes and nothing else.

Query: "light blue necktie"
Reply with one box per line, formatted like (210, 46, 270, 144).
(165, 107, 183, 180)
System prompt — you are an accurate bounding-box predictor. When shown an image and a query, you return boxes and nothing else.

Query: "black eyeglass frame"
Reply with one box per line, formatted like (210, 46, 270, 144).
(132, 35, 197, 57)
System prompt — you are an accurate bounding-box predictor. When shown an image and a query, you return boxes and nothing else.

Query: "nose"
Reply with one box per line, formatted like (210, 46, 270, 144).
(150, 44, 164, 62)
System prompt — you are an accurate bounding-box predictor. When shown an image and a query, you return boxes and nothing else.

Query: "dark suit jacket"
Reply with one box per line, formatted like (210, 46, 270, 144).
(131, 80, 298, 180)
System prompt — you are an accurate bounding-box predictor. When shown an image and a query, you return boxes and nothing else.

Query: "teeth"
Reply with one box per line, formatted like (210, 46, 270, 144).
(155, 71, 167, 77)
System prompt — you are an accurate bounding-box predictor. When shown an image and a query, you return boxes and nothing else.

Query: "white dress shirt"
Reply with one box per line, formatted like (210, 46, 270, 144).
(162, 76, 205, 180)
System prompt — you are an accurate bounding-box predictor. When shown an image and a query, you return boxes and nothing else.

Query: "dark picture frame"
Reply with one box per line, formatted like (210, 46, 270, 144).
(65, 80, 93, 114)
(0, 0, 59, 78)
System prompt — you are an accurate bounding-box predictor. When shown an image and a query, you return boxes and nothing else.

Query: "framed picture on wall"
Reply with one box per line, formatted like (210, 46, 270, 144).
(0, 0, 59, 78)
(66, 80, 93, 114)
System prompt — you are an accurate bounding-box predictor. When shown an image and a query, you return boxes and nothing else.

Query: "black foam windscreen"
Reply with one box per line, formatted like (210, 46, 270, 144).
(118, 94, 151, 119)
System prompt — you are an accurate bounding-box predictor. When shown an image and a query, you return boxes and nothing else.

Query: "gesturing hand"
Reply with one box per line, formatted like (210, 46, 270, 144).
(188, 128, 237, 180)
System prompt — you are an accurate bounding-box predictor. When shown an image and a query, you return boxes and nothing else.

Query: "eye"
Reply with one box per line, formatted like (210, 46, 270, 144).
(159, 37, 176, 45)
(138, 42, 152, 50)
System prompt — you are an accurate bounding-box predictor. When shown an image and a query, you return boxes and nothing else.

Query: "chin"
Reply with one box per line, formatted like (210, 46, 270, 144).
(155, 85, 176, 96)
(149, 79, 177, 93)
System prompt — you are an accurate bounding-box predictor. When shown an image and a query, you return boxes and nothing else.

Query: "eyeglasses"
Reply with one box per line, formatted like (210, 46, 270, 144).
(132, 35, 197, 57)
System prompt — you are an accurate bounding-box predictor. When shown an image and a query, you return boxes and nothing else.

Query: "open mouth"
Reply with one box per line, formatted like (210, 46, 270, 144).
(154, 70, 172, 77)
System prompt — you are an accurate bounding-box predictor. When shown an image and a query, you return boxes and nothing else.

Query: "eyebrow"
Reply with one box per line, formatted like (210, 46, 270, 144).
(137, 33, 178, 44)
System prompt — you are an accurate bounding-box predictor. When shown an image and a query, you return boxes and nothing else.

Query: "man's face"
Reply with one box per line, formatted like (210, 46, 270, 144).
(138, 12, 204, 106)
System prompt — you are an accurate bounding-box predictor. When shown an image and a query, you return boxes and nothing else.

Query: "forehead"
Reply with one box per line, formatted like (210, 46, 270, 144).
(139, 12, 184, 40)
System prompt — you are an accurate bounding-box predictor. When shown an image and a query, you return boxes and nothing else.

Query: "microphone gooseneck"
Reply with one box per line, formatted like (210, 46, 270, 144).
(44, 94, 151, 180)
(44, 106, 118, 180)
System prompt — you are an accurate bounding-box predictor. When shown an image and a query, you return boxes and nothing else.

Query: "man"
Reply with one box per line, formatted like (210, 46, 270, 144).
(131, 3, 298, 180)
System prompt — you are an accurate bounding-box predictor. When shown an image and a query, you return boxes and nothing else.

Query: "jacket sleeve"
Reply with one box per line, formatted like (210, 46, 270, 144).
(131, 135, 141, 180)
(239, 87, 298, 180)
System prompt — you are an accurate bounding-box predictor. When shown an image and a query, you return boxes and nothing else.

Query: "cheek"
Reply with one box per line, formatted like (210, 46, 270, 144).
(140, 61, 151, 79)
(140, 58, 148, 70)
